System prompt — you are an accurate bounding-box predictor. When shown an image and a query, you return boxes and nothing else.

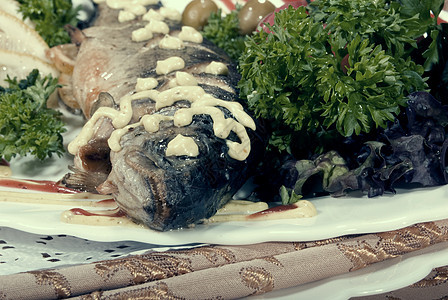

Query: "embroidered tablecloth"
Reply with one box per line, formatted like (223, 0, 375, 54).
(2, 0, 448, 298)
(1, 219, 448, 299)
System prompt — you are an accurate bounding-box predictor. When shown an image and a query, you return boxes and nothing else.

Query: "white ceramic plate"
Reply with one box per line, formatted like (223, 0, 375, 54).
(2, 0, 448, 246)
(253, 241, 448, 300)
(2, 183, 448, 245)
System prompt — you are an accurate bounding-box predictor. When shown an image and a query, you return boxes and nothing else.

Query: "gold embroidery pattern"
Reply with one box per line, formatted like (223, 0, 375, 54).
(29, 270, 71, 298)
(377, 223, 448, 255)
(95, 254, 192, 285)
(293, 236, 355, 251)
(240, 266, 274, 295)
(260, 256, 283, 267)
(165, 246, 237, 265)
(339, 222, 448, 271)
(292, 242, 307, 250)
(338, 241, 397, 271)
(80, 290, 103, 300)
(412, 267, 448, 288)
(106, 282, 184, 300)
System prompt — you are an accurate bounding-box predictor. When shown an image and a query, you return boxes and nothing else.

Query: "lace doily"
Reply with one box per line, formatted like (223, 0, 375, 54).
(0, 226, 201, 275)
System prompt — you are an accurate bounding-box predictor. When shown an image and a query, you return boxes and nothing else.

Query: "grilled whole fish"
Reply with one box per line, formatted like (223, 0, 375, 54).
(60, 1, 267, 231)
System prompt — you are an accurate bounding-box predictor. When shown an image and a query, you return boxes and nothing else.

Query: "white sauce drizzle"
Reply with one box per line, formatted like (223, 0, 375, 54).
(141, 114, 173, 132)
(156, 56, 185, 75)
(168, 71, 198, 88)
(145, 19, 170, 34)
(70, 83, 255, 161)
(0, 166, 12, 177)
(136, 77, 158, 92)
(143, 9, 164, 21)
(118, 10, 136, 23)
(155, 85, 204, 110)
(132, 27, 153, 42)
(159, 7, 182, 21)
(205, 200, 317, 223)
(105, 0, 158, 9)
(69, 1, 256, 161)
(124, 4, 146, 16)
(178, 26, 203, 43)
(215, 200, 269, 215)
(105, 0, 125, 8)
(205, 61, 229, 76)
(166, 134, 199, 157)
(138, 0, 159, 5)
(159, 35, 184, 50)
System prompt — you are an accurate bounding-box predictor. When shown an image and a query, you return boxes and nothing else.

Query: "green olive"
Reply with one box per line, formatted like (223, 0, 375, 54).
(182, 0, 218, 30)
(238, 0, 276, 35)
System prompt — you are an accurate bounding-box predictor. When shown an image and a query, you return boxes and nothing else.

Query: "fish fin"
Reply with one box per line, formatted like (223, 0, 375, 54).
(96, 179, 118, 195)
(125, 151, 167, 200)
(57, 73, 81, 110)
(64, 24, 86, 46)
(62, 166, 109, 193)
(89, 92, 117, 116)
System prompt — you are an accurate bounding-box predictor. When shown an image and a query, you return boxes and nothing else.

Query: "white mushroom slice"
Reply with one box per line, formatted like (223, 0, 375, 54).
(0, 10, 50, 63)
(0, 0, 35, 29)
(0, 49, 59, 84)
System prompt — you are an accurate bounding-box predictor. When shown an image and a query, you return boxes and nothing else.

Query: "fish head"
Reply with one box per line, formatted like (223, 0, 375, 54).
(98, 119, 248, 231)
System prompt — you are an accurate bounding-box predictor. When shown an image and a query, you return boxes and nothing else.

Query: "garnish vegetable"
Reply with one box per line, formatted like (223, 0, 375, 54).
(0, 70, 66, 161)
(238, 0, 445, 153)
(201, 5, 246, 61)
(17, 0, 80, 47)
(204, 0, 447, 202)
(182, 0, 218, 30)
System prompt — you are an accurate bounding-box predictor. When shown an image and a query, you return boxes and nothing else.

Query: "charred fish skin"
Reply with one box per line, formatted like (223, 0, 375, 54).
(64, 2, 267, 231)
(102, 114, 260, 231)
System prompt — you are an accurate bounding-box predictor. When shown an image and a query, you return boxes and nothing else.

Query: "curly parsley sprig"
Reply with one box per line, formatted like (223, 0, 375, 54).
(17, 0, 80, 47)
(0, 70, 66, 161)
(201, 5, 246, 60)
(238, 0, 435, 153)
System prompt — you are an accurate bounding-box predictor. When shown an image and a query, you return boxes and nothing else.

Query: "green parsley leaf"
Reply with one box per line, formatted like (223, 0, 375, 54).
(17, 0, 80, 47)
(201, 6, 246, 60)
(238, 1, 430, 154)
(0, 70, 66, 161)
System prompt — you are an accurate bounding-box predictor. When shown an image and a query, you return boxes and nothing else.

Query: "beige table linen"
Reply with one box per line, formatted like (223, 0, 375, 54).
(1, 219, 448, 299)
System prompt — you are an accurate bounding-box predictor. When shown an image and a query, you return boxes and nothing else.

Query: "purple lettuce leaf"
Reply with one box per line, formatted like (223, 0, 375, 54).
(289, 91, 448, 198)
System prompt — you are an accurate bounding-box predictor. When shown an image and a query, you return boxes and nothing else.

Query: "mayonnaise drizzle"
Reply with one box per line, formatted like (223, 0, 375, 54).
(159, 7, 182, 21)
(168, 71, 198, 88)
(105, 0, 158, 9)
(143, 9, 164, 21)
(136, 77, 158, 92)
(69, 1, 256, 161)
(156, 56, 185, 75)
(178, 26, 203, 43)
(205, 61, 229, 75)
(166, 134, 199, 157)
(0, 165, 12, 177)
(145, 19, 170, 34)
(70, 82, 255, 160)
(118, 10, 136, 23)
(124, 4, 146, 16)
(132, 27, 153, 42)
(159, 35, 184, 50)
